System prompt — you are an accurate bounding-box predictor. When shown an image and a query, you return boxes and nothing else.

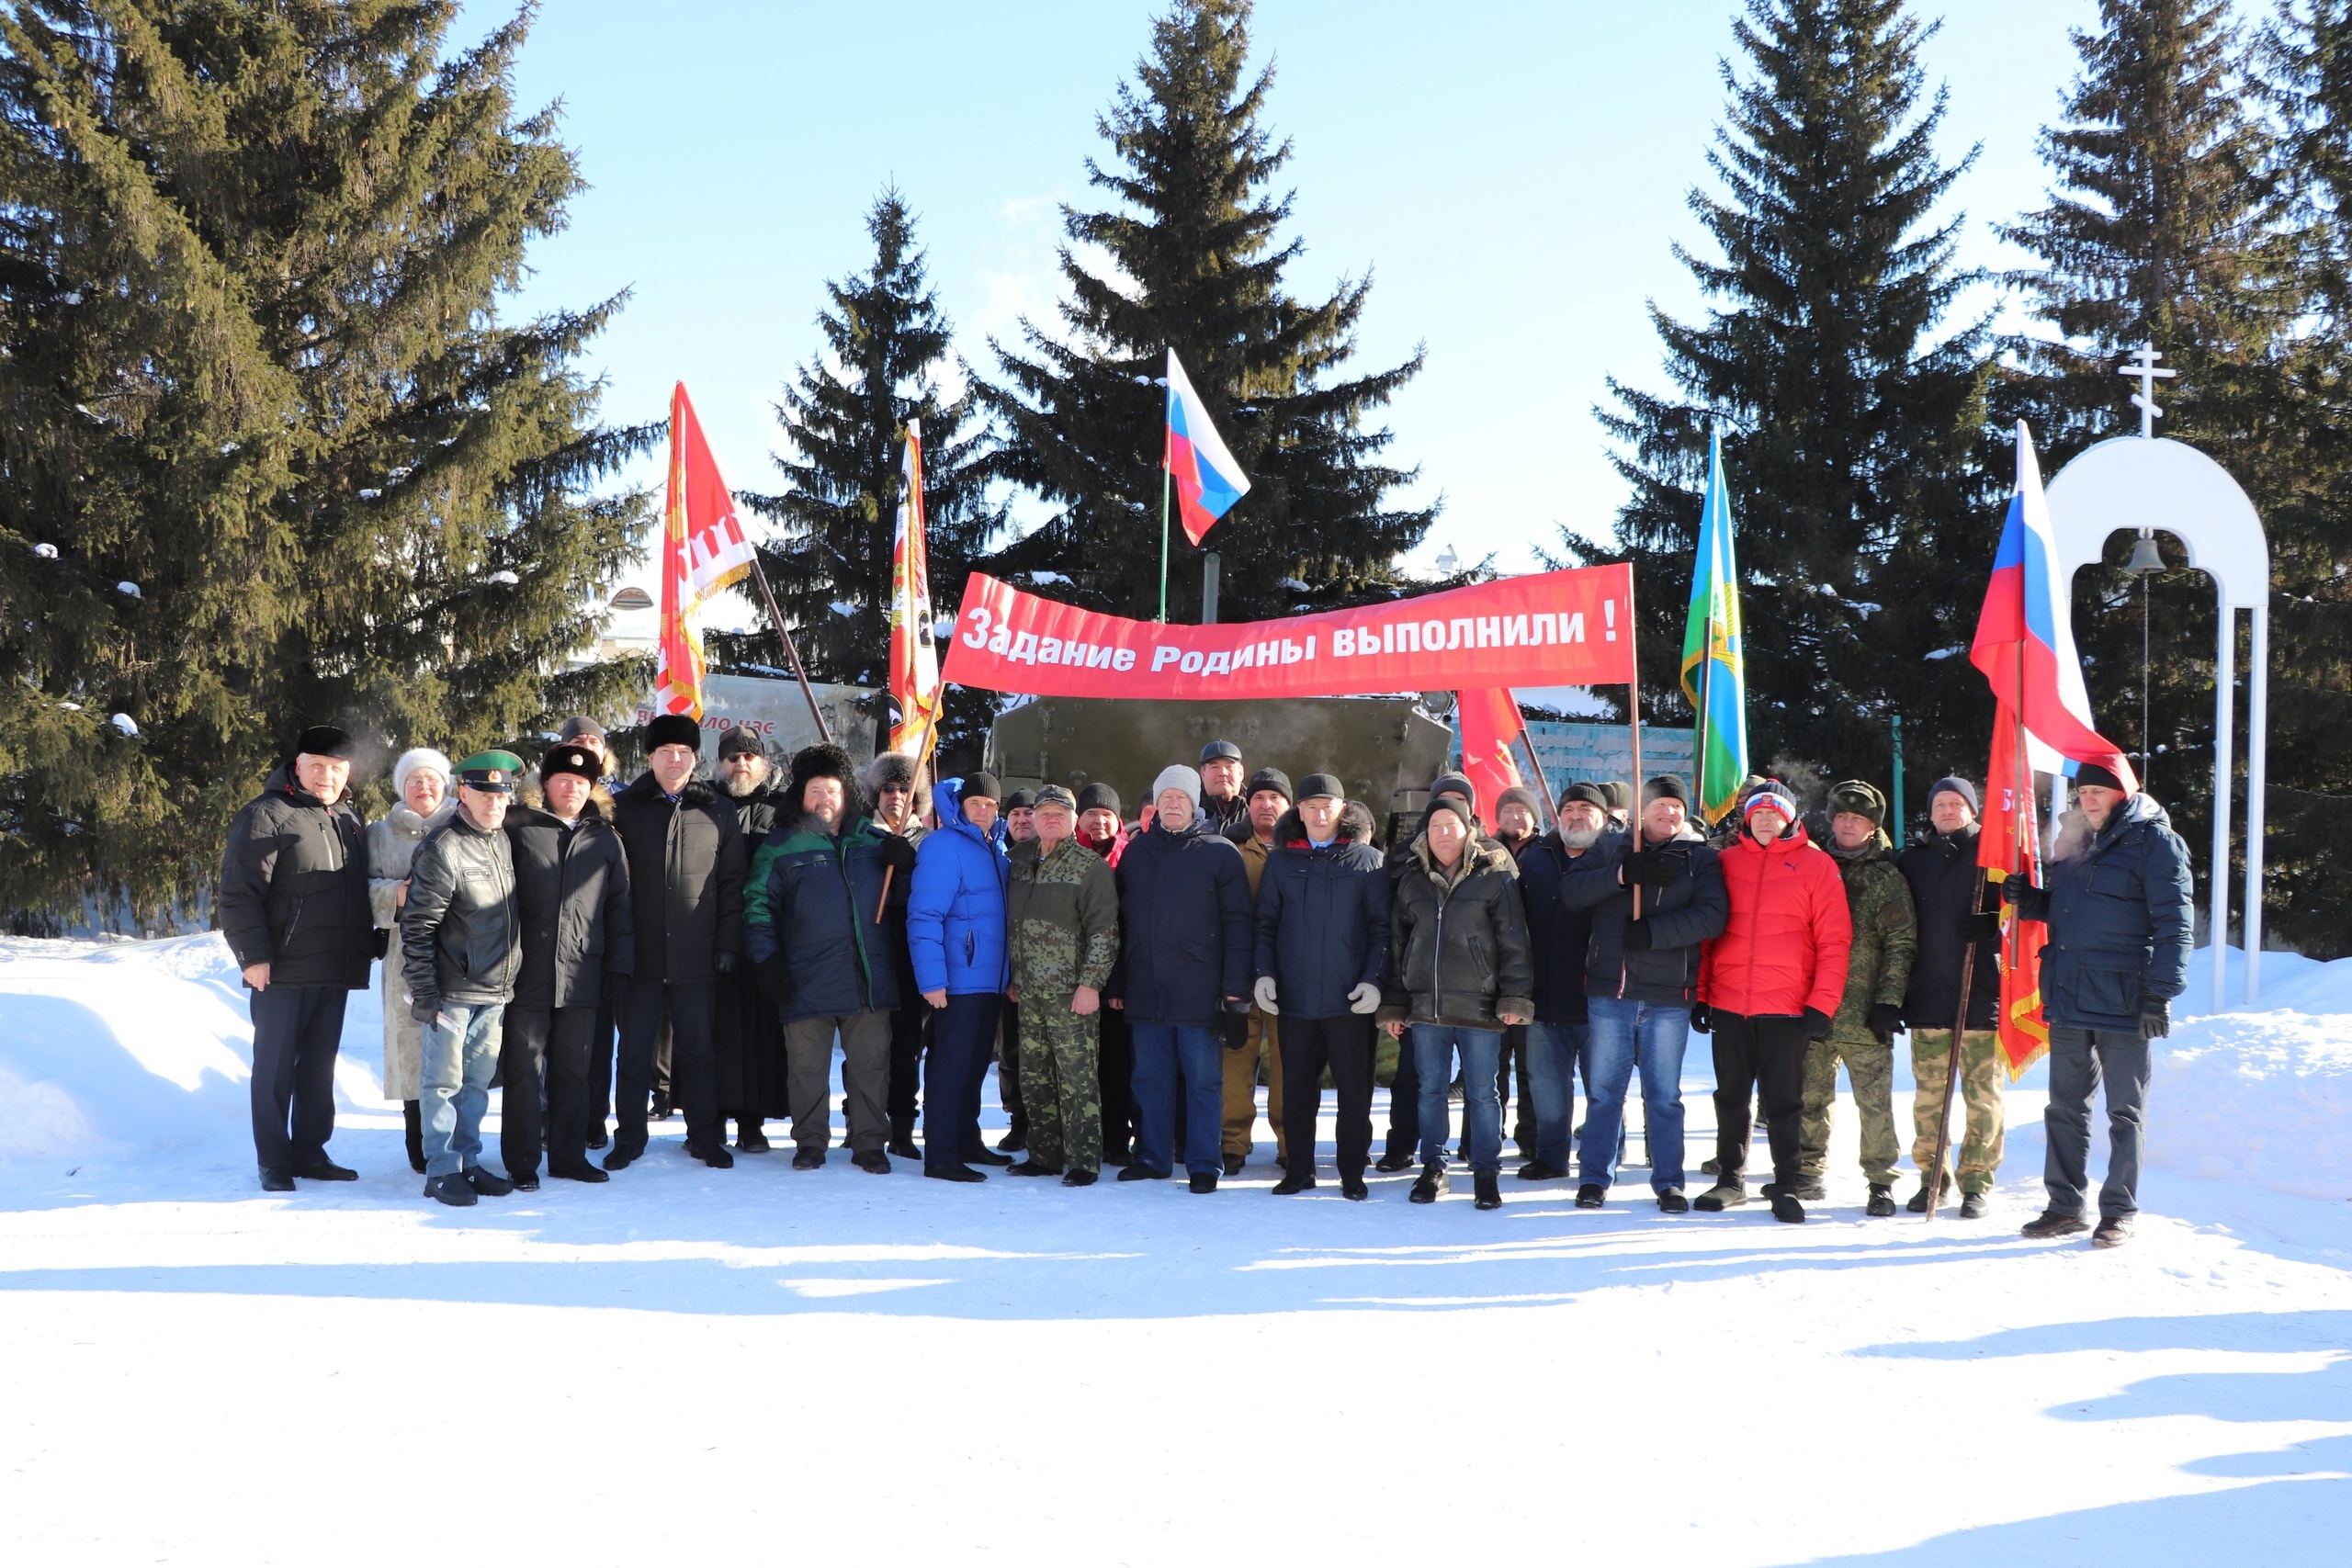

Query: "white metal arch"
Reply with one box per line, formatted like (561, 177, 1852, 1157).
(2042, 434, 2271, 1009)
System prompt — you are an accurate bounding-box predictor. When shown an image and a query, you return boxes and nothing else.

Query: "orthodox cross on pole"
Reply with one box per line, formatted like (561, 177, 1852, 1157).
(2119, 343, 2177, 439)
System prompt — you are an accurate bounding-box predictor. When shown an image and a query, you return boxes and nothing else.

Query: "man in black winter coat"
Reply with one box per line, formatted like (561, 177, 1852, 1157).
(712, 727, 787, 1151)
(1253, 774, 1388, 1198)
(1510, 781, 1604, 1183)
(502, 743, 633, 1187)
(217, 725, 375, 1191)
(2010, 764, 2192, 1247)
(606, 713, 747, 1172)
(1895, 776, 2005, 1215)
(401, 752, 527, 1206)
(1112, 763, 1252, 1191)
(1375, 771, 1492, 1171)
(1558, 775, 1728, 1212)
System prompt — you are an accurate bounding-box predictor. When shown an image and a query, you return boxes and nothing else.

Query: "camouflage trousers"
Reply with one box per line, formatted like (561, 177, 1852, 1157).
(1799, 1033, 1899, 1185)
(1018, 993, 1103, 1175)
(1909, 1027, 2006, 1194)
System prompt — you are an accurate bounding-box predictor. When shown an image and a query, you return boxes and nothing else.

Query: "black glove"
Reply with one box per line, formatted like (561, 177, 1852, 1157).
(1621, 917, 1655, 952)
(2139, 1000, 2171, 1040)
(714, 951, 739, 977)
(2000, 876, 2027, 906)
(410, 995, 440, 1024)
(1803, 1006, 1833, 1041)
(1866, 1003, 1904, 1044)
(1622, 848, 1679, 887)
(753, 954, 788, 1010)
(1223, 995, 1251, 1017)
(878, 833, 917, 873)
(1688, 1003, 1712, 1034)
(1955, 911, 2001, 944)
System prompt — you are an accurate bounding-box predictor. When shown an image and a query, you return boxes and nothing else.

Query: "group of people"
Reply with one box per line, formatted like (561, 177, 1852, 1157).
(218, 713, 2192, 1244)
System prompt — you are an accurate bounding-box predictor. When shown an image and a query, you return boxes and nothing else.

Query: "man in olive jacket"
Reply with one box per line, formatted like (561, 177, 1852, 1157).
(217, 725, 375, 1191)
(401, 752, 526, 1206)
(502, 743, 633, 1187)
(2009, 764, 2192, 1247)
(607, 713, 746, 1172)
(1005, 785, 1120, 1185)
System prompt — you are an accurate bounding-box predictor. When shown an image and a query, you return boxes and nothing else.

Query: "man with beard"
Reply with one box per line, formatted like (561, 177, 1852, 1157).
(711, 728, 787, 1151)
(866, 751, 932, 1158)
(218, 726, 374, 1190)
(606, 714, 746, 1171)
(747, 744, 912, 1173)
(1509, 782, 1602, 1183)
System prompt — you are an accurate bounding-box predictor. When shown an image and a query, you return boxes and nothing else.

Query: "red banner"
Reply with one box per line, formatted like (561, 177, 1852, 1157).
(941, 566, 1638, 698)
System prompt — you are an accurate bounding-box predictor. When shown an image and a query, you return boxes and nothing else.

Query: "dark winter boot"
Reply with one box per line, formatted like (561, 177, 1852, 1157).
(1866, 1184, 1896, 1218)
(1693, 1179, 1747, 1212)
(1906, 1174, 1949, 1213)
(887, 1115, 921, 1161)
(1188, 1170, 1218, 1194)
(1340, 1176, 1369, 1201)
(852, 1149, 891, 1175)
(1060, 1168, 1099, 1187)
(1375, 1149, 1416, 1173)
(736, 1120, 771, 1154)
(1959, 1190, 1989, 1220)
(1272, 1170, 1316, 1195)
(1656, 1189, 1690, 1213)
(1770, 1190, 1806, 1224)
(2091, 1216, 2133, 1248)
(463, 1165, 514, 1197)
(2020, 1210, 2088, 1239)
(403, 1100, 426, 1174)
(968, 1145, 1013, 1168)
(1474, 1172, 1502, 1211)
(997, 1112, 1028, 1154)
(1575, 1184, 1606, 1210)
(424, 1172, 476, 1207)
(1409, 1163, 1449, 1204)
(1221, 1152, 1245, 1177)
(1009, 1160, 1062, 1177)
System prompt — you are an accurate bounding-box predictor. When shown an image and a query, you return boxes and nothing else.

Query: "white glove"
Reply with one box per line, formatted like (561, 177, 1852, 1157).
(1252, 976, 1280, 1015)
(1348, 981, 1381, 1015)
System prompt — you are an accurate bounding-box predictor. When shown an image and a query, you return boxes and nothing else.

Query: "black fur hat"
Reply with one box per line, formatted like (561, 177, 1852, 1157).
(788, 743, 856, 814)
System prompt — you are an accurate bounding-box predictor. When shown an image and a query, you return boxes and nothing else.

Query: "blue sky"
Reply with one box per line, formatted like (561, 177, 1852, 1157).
(469, 0, 2120, 608)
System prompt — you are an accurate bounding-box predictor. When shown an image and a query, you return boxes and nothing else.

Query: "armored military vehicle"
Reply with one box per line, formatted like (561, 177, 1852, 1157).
(985, 695, 1453, 840)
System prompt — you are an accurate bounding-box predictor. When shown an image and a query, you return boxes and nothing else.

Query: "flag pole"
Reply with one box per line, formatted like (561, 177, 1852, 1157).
(1512, 691, 1555, 829)
(1159, 451, 1172, 624)
(744, 552, 834, 746)
(1627, 592, 1645, 919)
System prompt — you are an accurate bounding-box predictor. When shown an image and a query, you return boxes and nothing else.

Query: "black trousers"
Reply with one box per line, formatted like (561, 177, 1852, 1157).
(1710, 1010, 1809, 1185)
(616, 980, 718, 1156)
(249, 984, 348, 1172)
(1385, 1028, 1421, 1157)
(924, 993, 1002, 1168)
(586, 1001, 616, 1129)
(887, 996, 932, 1122)
(1098, 1006, 1135, 1154)
(503, 1005, 596, 1177)
(1281, 1013, 1376, 1179)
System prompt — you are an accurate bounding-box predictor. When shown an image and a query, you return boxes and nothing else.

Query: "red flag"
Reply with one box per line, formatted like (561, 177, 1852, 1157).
(1457, 688, 1526, 814)
(1979, 701, 2051, 1078)
(654, 384, 758, 719)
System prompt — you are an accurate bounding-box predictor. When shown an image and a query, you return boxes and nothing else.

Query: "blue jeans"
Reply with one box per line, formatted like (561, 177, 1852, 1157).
(1523, 1021, 1584, 1170)
(1413, 1024, 1503, 1174)
(420, 1001, 504, 1179)
(1580, 998, 1689, 1192)
(1131, 1023, 1224, 1176)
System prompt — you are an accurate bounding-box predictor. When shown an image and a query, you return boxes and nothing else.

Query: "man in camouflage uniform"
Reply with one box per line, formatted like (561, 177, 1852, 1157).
(1004, 784, 1119, 1187)
(1899, 777, 2005, 1217)
(1798, 780, 1917, 1215)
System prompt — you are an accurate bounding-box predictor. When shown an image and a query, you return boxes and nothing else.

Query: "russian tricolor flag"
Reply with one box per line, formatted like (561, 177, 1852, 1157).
(1969, 422, 2137, 792)
(1164, 348, 1250, 545)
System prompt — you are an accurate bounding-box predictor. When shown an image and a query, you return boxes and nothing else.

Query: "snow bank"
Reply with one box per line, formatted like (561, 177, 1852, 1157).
(2149, 948, 2352, 1201)
(0, 932, 382, 1160)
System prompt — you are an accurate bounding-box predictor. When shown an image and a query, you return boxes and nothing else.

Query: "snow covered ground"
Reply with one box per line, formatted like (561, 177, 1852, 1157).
(1, 933, 2346, 1564)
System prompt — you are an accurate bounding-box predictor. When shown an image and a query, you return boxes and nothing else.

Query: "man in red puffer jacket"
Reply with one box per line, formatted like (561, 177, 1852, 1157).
(1692, 780, 1852, 1224)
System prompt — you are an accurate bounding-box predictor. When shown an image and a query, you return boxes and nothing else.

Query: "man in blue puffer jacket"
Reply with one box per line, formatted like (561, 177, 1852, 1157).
(1112, 763, 1253, 1192)
(908, 772, 1011, 1182)
(2007, 764, 2192, 1248)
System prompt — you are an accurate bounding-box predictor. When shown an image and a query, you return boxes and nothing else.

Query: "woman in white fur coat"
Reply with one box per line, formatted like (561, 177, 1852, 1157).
(368, 748, 455, 1172)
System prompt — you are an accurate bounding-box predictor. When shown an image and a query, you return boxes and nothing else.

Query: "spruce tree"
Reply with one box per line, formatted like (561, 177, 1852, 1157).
(0, 1, 650, 931)
(2231, 0, 2352, 953)
(1576, 0, 1996, 797)
(2001, 0, 2303, 939)
(733, 192, 1003, 768)
(988, 0, 1431, 626)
